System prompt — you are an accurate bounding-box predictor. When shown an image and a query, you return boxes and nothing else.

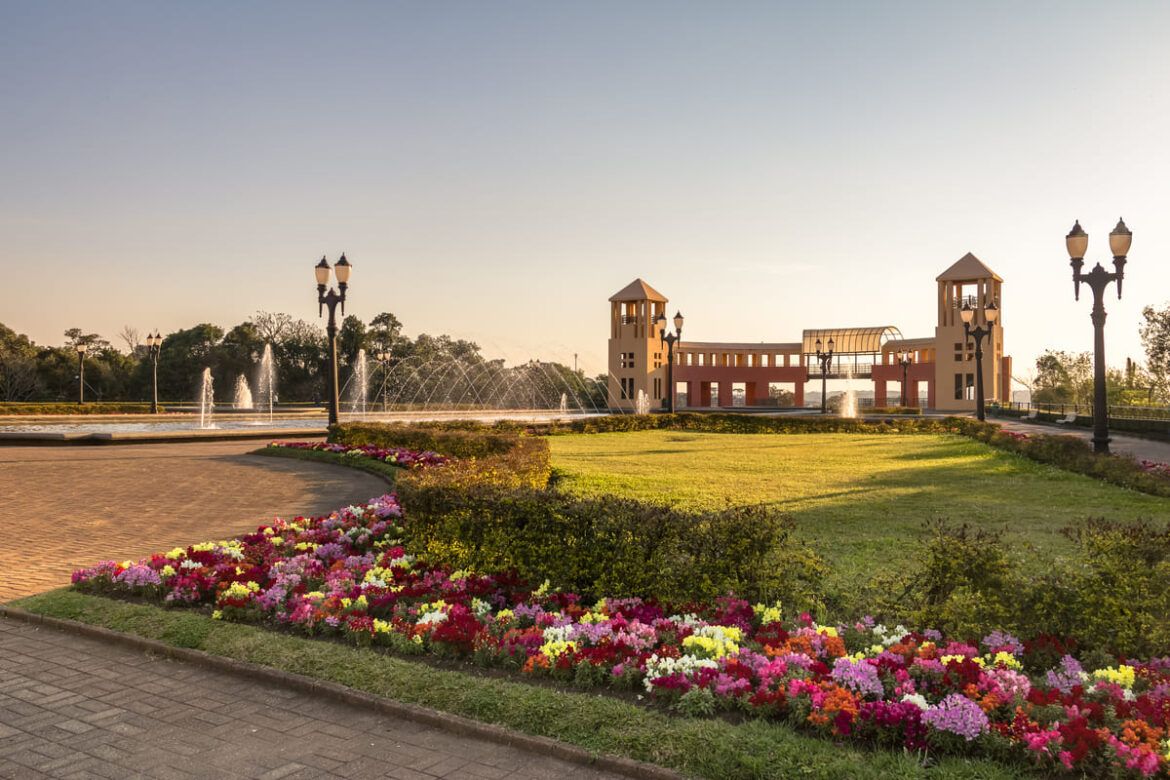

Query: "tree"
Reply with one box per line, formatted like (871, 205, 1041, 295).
(337, 315, 371, 368)
(1032, 350, 1092, 405)
(1140, 304, 1170, 402)
(0, 323, 40, 401)
(117, 326, 141, 355)
(252, 311, 294, 345)
(155, 324, 224, 401)
(368, 312, 404, 356)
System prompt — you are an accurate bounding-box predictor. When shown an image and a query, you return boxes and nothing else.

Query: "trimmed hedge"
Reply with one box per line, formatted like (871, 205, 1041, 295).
(331, 422, 520, 459)
(526, 412, 961, 436)
(0, 402, 161, 415)
(398, 483, 824, 605)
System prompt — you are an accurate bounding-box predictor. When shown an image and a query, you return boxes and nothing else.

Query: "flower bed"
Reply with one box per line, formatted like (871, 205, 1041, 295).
(72, 495, 1170, 777)
(267, 441, 449, 470)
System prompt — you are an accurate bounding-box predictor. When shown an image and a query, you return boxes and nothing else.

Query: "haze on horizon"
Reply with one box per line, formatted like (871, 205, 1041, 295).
(2, 1, 1168, 381)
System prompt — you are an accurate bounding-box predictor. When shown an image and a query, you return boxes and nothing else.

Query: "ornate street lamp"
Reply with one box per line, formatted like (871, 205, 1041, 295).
(959, 300, 999, 421)
(76, 344, 87, 405)
(375, 350, 391, 412)
(145, 331, 163, 414)
(814, 338, 835, 414)
(655, 311, 684, 413)
(1066, 218, 1132, 454)
(315, 253, 352, 426)
(897, 349, 913, 407)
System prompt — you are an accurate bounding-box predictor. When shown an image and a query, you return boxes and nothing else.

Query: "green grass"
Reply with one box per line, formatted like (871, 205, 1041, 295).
(254, 446, 401, 486)
(549, 431, 1170, 595)
(10, 590, 1023, 780)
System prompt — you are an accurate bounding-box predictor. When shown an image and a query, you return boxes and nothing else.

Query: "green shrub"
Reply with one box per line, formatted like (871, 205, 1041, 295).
(396, 481, 824, 605)
(887, 518, 1170, 657)
(0, 402, 161, 414)
(330, 422, 520, 459)
(867, 406, 923, 415)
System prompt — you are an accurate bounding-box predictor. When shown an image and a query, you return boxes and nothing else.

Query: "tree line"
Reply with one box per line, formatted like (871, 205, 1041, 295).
(0, 311, 607, 410)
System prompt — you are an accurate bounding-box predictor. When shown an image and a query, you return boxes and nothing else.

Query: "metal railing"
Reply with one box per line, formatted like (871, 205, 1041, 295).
(992, 401, 1170, 421)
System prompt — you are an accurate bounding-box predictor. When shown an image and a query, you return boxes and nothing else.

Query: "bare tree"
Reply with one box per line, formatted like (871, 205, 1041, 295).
(0, 355, 39, 401)
(253, 311, 293, 345)
(118, 325, 141, 355)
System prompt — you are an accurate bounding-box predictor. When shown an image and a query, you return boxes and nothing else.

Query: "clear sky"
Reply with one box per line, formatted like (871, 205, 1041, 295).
(2, 1, 1168, 381)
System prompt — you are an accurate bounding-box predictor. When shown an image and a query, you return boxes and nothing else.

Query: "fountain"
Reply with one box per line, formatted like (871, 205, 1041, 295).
(256, 343, 276, 422)
(198, 368, 215, 429)
(635, 388, 651, 415)
(559, 392, 568, 415)
(233, 375, 253, 410)
(347, 349, 369, 416)
(838, 362, 858, 418)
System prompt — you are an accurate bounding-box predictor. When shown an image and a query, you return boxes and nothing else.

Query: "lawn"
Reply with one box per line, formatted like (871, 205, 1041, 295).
(549, 430, 1170, 598)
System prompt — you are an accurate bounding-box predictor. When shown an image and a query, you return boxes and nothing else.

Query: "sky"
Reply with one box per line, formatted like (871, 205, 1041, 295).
(2, 1, 1168, 382)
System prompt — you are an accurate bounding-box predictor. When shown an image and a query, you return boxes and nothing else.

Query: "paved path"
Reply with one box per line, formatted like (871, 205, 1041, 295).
(0, 617, 621, 780)
(995, 418, 1170, 463)
(0, 440, 389, 603)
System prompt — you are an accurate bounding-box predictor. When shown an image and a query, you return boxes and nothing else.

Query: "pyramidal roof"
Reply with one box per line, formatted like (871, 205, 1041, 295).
(609, 278, 668, 302)
(936, 252, 1002, 282)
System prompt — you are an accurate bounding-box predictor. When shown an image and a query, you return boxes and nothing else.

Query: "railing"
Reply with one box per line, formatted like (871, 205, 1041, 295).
(991, 401, 1170, 421)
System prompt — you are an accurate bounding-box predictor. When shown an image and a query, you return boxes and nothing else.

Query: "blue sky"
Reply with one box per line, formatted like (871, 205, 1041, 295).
(2, 1, 1168, 380)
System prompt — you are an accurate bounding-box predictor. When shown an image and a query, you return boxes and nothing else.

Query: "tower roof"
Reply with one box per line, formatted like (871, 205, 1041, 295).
(936, 253, 1002, 282)
(609, 278, 668, 302)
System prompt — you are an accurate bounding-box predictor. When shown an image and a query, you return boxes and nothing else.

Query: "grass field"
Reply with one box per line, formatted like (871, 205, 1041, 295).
(549, 431, 1170, 597)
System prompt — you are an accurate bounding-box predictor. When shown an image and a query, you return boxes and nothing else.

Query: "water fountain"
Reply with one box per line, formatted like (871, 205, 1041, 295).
(635, 388, 651, 415)
(233, 375, 253, 410)
(839, 362, 858, 418)
(256, 343, 276, 422)
(347, 348, 369, 416)
(198, 368, 215, 429)
(559, 392, 568, 416)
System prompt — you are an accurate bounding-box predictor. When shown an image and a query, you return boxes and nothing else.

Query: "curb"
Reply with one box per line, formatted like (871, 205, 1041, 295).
(0, 605, 681, 780)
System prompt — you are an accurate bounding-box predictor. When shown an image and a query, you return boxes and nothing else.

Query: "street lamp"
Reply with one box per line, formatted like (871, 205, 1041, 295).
(814, 338, 835, 414)
(315, 253, 352, 426)
(959, 300, 999, 422)
(1066, 218, 1132, 454)
(655, 311, 684, 413)
(897, 349, 913, 407)
(76, 344, 87, 405)
(375, 350, 391, 412)
(145, 331, 162, 414)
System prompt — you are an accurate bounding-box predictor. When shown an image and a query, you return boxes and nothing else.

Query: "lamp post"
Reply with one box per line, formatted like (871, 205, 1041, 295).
(655, 311, 684, 413)
(145, 331, 162, 414)
(814, 338, 835, 414)
(1066, 218, 1132, 454)
(375, 350, 391, 412)
(315, 253, 352, 426)
(897, 349, 912, 407)
(959, 300, 999, 422)
(76, 344, 87, 405)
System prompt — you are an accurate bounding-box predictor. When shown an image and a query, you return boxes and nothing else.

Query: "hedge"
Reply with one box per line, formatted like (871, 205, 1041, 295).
(0, 402, 162, 415)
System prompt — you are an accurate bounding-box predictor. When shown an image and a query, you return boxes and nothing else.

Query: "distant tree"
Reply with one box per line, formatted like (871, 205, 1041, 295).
(252, 311, 293, 346)
(1032, 350, 1092, 405)
(63, 328, 109, 351)
(117, 325, 141, 355)
(155, 324, 224, 401)
(0, 323, 40, 401)
(368, 312, 404, 356)
(337, 315, 371, 369)
(1140, 304, 1170, 402)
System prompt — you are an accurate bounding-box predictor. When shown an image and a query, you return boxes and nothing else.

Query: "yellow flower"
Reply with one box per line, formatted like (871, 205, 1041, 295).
(753, 602, 783, 624)
(990, 651, 1022, 670)
(160, 565, 176, 578)
(269, 536, 283, 546)
(1092, 665, 1136, 689)
(164, 548, 186, 560)
(211, 610, 223, 620)
(942, 654, 984, 667)
(815, 626, 838, 638)
(540, 640, 577, 659)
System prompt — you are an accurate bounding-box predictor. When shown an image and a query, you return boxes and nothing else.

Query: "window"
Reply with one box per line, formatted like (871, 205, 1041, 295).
(954, 373, 963, 401)
(620, 377, 635, 400)
(653, 377, 662, 399)
(619, 352, 635, 369)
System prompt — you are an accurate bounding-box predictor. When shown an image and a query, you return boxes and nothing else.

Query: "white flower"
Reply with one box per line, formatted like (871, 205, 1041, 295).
(901, 693, 929, 710)
(642, 653, 718, 692)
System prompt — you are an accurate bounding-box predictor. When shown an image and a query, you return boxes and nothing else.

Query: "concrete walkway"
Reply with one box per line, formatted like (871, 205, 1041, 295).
(995, 418, 1170, 463)
(0, 440, 388, 603)
(0, 617, 621, 780)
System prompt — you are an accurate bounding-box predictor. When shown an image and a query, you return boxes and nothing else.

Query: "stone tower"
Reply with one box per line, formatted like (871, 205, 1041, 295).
(607, 279, 669, 411)
(933, 253, 1010, 411)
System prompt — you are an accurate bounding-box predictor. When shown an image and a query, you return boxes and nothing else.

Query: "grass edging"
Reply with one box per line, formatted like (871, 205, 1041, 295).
(5, 591, 1021, 780)
(254, 445, 401, 486)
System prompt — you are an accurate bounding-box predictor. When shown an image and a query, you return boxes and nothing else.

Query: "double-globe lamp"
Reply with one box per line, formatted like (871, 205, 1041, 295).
(959, 300, 999, 421)
(315, 254, 352, 426)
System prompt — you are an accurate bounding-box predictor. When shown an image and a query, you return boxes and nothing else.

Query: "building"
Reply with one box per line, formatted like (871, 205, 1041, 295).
(606, 254, 1011, 412)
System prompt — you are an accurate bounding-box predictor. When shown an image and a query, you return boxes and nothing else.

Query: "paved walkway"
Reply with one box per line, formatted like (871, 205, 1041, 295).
(0, 440, 389, 603)
(995, 418, 1170, 463)
(0, 617, 620, 780)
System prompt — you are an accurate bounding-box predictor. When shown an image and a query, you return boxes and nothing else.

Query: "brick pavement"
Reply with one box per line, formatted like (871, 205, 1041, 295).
(0, 440, 389, 603)
(0, 617, 622, 780)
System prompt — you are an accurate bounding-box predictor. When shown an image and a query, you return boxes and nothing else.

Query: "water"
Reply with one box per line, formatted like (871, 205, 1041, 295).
(839, 362, 858, 418)
(347, 349, 369, 415)
(198, 368, 215, 429)
(635, 389, 650, 415)
(559, 392, 568, 415)
(233, 376, 253, 410)
(256, 343, 276, 422)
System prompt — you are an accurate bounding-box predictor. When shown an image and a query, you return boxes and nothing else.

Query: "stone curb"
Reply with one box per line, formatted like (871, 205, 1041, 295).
(0, 605, 682, 780)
